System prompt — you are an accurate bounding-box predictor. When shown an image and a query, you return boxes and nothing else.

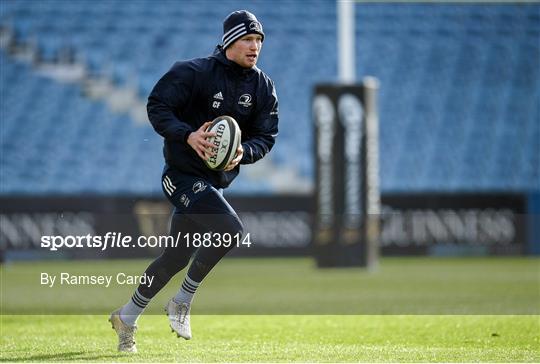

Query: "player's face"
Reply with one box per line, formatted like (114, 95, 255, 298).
(226, 34, 263, 68)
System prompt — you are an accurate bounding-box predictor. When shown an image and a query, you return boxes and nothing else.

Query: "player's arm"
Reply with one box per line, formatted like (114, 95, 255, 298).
(147, 63, 196, 143)
(239, 81, 279, 165)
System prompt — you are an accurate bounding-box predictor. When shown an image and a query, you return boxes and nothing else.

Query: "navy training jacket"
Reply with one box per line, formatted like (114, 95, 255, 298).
(147, 46, 279, 189)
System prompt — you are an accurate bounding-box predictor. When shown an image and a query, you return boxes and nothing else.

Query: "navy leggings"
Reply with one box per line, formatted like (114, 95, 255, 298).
(137, 167, 243, 299)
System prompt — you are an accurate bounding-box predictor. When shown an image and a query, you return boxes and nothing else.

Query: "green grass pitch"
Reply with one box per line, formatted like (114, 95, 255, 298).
(1, 257, 539, 362)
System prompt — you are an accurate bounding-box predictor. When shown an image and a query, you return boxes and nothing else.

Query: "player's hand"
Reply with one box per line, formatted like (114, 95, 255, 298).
(224, 144, 244, 171)
(187, 121, 216, 161)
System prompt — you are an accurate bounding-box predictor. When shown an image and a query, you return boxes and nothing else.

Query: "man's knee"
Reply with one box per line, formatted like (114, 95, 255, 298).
(155, 249, 191, 276)
(219, 213, 244, 237)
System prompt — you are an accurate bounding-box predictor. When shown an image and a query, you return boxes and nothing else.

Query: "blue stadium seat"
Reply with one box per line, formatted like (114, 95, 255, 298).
(1, 3, 539, 195)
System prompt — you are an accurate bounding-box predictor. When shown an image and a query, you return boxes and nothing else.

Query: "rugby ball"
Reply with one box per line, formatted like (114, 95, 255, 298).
(205, 115, 241, 171)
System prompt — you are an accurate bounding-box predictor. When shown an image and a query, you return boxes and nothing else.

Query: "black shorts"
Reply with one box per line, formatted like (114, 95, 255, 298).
(161, 165, 236, 217)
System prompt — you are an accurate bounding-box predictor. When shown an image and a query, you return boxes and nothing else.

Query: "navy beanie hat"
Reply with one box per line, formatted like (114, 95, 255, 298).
(222, 10, 264, 49)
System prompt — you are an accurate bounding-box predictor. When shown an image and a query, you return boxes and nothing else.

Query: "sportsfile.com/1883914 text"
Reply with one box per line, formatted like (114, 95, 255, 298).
(40, 232, 252, 251)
